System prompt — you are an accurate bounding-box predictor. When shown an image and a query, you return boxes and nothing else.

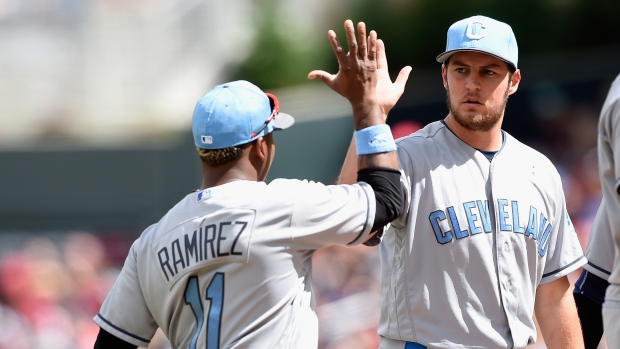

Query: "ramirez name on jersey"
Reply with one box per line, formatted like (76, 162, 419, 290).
(156, 209, 253, 286)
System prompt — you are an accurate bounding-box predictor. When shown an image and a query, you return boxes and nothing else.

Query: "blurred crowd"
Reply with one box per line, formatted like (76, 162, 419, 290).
(0, 232, 113, 349)
(0, 101, 604, 349)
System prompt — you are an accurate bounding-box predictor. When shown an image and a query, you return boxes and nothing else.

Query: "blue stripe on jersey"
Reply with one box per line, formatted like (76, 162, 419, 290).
(96, 313, 151, 343)
(542, 255, 586, 278)
(573, 269, 610, 305)
(586, 261, 612, 276)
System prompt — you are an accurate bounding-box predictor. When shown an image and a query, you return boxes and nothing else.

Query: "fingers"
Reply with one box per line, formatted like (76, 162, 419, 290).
(376, 39, 387, 70)
(327, 30, 345, 61)
(344, 20, 358, 59)
(367, 30, 377, 62)
(308, 18, 380, 89)
(332, 19, 378, 62)
(356, 22, 367, 59)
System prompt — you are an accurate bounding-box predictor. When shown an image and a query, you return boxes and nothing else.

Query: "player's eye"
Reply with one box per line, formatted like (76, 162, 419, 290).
(455, 67, 467, 74)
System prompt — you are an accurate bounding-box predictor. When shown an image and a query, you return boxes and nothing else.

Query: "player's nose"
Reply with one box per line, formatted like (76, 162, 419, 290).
(465, 75, 481, 91)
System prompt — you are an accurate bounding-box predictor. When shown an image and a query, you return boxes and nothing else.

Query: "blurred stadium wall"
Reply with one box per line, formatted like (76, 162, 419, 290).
(0, 0, 617, 236)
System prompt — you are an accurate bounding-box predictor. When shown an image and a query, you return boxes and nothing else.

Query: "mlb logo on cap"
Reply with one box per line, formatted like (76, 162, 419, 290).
(201, 135, 213, 145)
(436, 15, 518, 70)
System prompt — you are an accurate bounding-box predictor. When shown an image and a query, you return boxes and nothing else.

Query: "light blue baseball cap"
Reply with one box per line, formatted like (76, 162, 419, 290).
(436, 15, 518, 69)
(192, 80, 295, 149)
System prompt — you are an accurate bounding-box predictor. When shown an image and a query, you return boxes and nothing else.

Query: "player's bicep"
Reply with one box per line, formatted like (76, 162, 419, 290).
(289, 181, 376, 248)
(609, 100, 620, 194)
(94, 241, 158, 348)
(535, 276, 584, 348)
(540, 173, 586, 283)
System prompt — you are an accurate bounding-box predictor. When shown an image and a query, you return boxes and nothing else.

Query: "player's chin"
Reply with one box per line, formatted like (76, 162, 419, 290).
(461, 104, 486, 114)
(457, 110, 485, 122)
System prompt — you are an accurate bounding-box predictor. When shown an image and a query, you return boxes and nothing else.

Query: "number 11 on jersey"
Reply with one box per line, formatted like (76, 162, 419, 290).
(184, 273, 225, 349)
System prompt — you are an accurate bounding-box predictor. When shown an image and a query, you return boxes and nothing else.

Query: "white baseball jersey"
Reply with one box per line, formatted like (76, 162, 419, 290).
(601, 73, 620, 349)
(582, 202, 615, 281)
(378, 121, 585, 349)
(598, 73, 620, 287)
(94, 179, 376, 349)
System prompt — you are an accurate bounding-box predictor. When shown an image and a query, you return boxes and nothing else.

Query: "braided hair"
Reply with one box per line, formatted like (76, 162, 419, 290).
(197, 145, 247, 167)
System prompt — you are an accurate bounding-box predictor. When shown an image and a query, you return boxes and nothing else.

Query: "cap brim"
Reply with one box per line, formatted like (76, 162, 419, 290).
(273, 112, 295, 131)
(436, 49, 517, 70)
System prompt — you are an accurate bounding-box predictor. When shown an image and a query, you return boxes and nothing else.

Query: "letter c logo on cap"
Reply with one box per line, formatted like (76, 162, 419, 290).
(466, 20, 485, 40)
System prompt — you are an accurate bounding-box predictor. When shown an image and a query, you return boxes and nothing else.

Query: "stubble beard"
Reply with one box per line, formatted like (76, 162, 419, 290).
(446, 84, 510, 132)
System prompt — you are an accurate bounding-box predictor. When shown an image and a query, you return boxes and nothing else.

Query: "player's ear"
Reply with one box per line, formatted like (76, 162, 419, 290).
(250, 137, 267, 162)
(248, 136, 273, 181)
(507, 69, 521, 96)
(441, 64, 448, 90)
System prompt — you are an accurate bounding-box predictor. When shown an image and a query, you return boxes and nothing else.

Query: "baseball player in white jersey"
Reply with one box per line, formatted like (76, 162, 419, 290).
(314, 15, 587, 348)
(92, 21, 410, 349)
(573, 197, 615, 346)
(599, 72, 620, 348)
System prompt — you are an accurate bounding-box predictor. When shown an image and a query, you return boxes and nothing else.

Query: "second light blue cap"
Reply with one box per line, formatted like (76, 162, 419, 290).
(436, 15, 518, 69)
(192, 80, 295, 150)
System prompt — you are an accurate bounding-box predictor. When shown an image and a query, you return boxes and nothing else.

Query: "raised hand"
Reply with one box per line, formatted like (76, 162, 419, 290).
(307, 20, 380, 129)
(375, 38, 411, 116)
(308, 19, 411, 124)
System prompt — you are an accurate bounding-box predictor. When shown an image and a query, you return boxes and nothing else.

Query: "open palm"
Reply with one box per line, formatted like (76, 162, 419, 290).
(308, 20, 411, 120)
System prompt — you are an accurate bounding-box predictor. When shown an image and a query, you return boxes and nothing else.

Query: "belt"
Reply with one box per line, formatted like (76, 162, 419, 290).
(379, 337, 427, 349)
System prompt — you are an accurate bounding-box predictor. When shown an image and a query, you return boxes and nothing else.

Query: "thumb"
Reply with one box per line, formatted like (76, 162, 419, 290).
(307, 70, 334, 84)
(394, 66, 412, 89)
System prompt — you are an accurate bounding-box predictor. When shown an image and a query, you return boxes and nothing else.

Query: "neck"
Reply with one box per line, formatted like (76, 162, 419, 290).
(444, 115, 503, 151)
(200, 163, 259, 190)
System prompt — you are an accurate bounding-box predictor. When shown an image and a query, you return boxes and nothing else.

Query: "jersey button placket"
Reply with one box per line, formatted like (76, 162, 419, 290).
(501, 242, 512, 296)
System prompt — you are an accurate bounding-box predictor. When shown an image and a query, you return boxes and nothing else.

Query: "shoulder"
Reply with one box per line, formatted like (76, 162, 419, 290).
(599, 74, 620, 133)
(502, 132, 557, 168)
(130, 223, 160, 254)
(601, 73, 620, 115)
(268, 178, 371, 199)
(267, 178, 324, 198)
(268, 178, 314, 190)
(395, 121, 452, 160)
(395, 120, 447, 145)
(500, 133, 564, 185)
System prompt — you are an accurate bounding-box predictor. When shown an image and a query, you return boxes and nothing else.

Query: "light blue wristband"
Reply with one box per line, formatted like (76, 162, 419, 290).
(354, 124, 397, 155)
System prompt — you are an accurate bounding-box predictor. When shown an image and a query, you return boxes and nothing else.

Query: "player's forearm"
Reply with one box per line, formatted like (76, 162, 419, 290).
(573, 293, 604, 348)
(358, 150, 399, 170)
(339, 135, 400, 185)
(338, 137, 358, 185)
(535, 277, 585, 349)
(536, 301, 584, 349)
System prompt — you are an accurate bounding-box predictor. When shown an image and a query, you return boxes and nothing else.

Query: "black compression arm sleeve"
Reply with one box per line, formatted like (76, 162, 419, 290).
(94, 328, 138, 349)
(573, 293, 604, 349)
(357, 167, 406, 245)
